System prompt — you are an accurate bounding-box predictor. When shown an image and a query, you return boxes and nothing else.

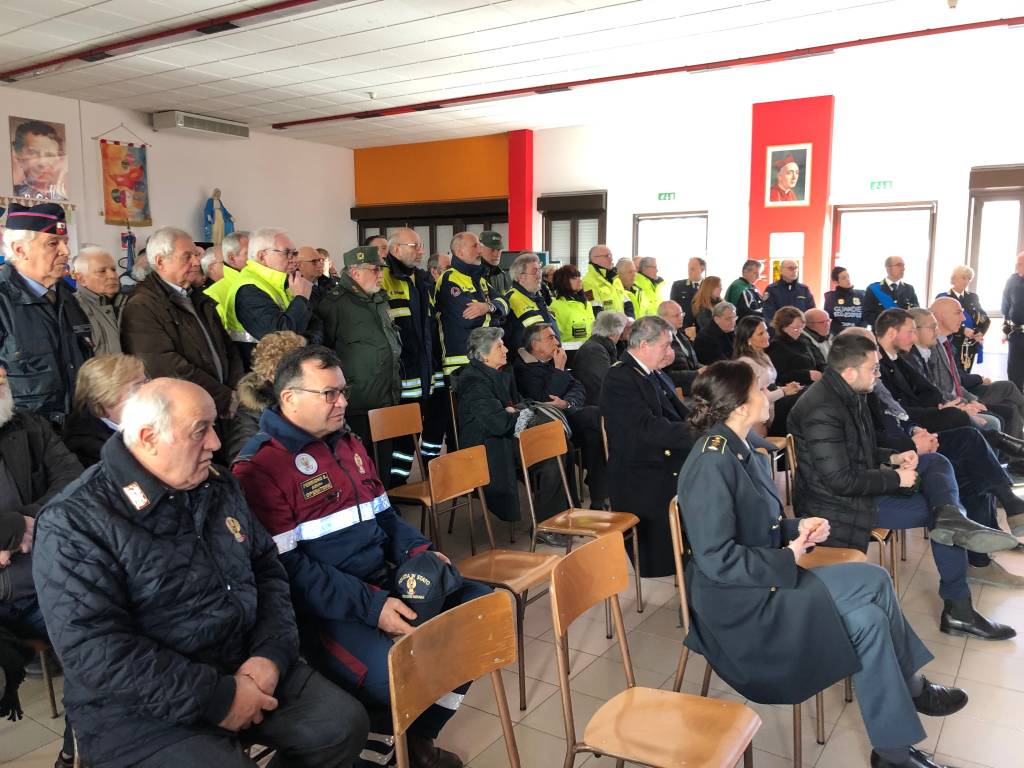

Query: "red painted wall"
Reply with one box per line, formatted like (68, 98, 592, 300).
(747, 96, 834, 296)
(507, 129, 534, 251)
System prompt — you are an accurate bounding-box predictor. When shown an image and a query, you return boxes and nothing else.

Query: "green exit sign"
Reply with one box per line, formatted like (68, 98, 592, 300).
(658, 192, 676, 201)
(870, 180, 893, 191)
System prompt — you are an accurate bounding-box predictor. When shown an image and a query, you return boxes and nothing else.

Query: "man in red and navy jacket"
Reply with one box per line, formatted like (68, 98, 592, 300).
(233, 345, 488, 768)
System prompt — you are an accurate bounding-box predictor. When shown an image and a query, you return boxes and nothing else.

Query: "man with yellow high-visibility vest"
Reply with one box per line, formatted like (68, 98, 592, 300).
(633, 256, 665, 317)
(581, 244, 617, 315)
(503, 252, 559, 354)
(434, 231, 507, 376)
(204, 230, 248, 325)
(221, 227, 322, 368)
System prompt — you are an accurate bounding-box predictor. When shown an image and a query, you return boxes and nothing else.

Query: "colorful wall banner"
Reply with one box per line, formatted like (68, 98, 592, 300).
(100, 139, 151, 227)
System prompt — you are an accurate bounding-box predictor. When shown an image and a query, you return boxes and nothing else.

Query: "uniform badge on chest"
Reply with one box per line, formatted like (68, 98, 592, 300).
(354, 452, 366, 474)
(295, 453, 318, 475)
(225, 516, 247, 543)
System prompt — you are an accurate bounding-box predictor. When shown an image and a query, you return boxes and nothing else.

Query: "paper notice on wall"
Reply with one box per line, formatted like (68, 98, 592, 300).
(768, 232, 804, 282)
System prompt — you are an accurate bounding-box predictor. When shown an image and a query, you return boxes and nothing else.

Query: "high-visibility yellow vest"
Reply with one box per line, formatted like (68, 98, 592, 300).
(223, 260, 293, 343)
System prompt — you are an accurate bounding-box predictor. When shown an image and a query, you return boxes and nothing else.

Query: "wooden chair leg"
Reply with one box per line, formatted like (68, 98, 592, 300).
(604, 598, 613, 639)
(900, 529, 907, 561)
(630, 530, 644, 613)
(672, 646, 689, 693)
(815, 690, 825, 744)
(792, 702, 802, 768)
(890, 536, 900, 597)
(39, 648, 58, 719)
(845, 676, 853, 703)
(514, 593, 527, 711)
(700, 661, 712, 696)
(743, 742, 754, 767)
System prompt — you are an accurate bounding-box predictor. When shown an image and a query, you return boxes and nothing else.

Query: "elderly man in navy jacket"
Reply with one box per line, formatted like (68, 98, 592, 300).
(763, 259, 815, 327)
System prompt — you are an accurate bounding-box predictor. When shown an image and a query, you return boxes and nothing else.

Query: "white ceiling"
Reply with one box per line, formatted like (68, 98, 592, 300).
(2, 0, 1022, 148)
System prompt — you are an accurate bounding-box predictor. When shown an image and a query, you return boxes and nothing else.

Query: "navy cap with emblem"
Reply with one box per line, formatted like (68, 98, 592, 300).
(479, 230, 503, 250)
(394, 551, 464, 627)
(5, 202, 67, 235)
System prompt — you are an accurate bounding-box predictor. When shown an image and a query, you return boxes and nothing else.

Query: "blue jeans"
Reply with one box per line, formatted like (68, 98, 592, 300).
(875, 452, 969, 601)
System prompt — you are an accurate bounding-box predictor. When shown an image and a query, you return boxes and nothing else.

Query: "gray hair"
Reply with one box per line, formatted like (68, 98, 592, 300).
(71, 244, 111, 274)
(509, 252, 539, 281)
(200, 247, 223, 275)
(221, 231, 249, 259)
(592, 310, 628, 338)
(627, 315, 673, 349)
(121, 385, 175, 449)
(908, 307, 934, 325)
(637, 257, 656, 271)
(950, 264, 974, 282)
(146, 226, 191, 261)
(467, 326, 504, 362)
(712, 301, 737, 318)
(248, 227, 288, 262)
(522, 322, 552, 352)
(2, 229, 37, 261)
(615, 257, 634, 272)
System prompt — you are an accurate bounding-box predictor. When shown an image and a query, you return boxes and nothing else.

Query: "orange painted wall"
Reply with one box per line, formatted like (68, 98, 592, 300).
(354, 134, 508, 205)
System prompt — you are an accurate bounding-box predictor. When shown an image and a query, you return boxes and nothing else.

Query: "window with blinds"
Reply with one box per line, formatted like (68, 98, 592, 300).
(539, 191, 607, 271)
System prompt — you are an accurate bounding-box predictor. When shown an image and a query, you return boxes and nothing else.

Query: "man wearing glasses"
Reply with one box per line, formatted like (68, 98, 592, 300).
(224, 227, 321, 367)
(316, 246, 401, 452)
(295, 245, 335, 309)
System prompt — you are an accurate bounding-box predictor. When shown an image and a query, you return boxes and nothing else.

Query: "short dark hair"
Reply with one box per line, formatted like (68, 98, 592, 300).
(874, 308, 913, 338)
(827, 334, 877, 371)
(363, 234, 385, 246)
(770, 306, 804, 335)
(551, 264, 580, 298)
(742, 259, 760, 274)
(274, 345, 343, 400)
(13, 120, 61, 153)
(689, 360, 757, 433)
(831, 265, 848, 283)
(691, 257, 707, 270)
(522, 323, 554, 352)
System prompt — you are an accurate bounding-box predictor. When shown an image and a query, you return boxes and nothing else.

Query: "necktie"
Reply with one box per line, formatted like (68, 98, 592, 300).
(942, 339, 963, 398)
(44, 289, 57, 305)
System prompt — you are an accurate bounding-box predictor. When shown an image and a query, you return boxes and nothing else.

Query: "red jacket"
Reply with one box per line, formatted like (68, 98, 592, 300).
(232, 408, 431, 627)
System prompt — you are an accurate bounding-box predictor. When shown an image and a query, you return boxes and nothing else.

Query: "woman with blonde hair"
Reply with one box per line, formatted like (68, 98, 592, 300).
(936, 264, 990, 372)
(692, 275, 723, 330)
(224, 330, 307, 460)
(64, 354, 148, 466)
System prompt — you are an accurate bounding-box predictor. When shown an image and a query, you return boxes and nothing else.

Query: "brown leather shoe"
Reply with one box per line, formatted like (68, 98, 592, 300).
(407, 734, 463, 768)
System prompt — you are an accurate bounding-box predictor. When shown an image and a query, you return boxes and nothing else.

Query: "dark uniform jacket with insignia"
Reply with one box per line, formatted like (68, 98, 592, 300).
(763, 278, 815, 327)
(677, 422, 859, 704)
(504, 282, 559, 354)
(33, 434, 298, 767)
(600, 353, 695, 577)
(823, 286, 865, 336)
(863, 280, 919, 329)
(382, 254, 435, 401)
(434, 259, 508, 374)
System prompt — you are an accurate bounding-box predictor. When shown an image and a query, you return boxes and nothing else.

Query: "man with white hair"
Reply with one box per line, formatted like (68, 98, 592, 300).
(121, 226, 243, 419)
(503, 251, 558, 353)
(200, 246, 225, 287)
(572, 310, 628, 406)
(608, 257, 637, 319)
(223, 227, 320, 366)
(33, 378, 369, 767)
(205, 231, 248, 322)
(72, 244, 125, 355)
(0, 202, 93, 425)
(633, 257, 664, 318)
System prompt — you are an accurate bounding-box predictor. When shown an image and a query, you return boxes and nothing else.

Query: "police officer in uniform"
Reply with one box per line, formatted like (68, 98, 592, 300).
(581, 244, 617, 316)
(503, 252, 558, 353)
(763, 259, 815, 327)
(724, 259, 765, 320)
(1001, 252, 1024, 391)
(680, 360, 970, 768)
(234, 346, 490, 768)
(863, 256, 920, 330)
(434, 232, 507, 375)
(0, 202, 93, 428)
(669, 257, 705, 331)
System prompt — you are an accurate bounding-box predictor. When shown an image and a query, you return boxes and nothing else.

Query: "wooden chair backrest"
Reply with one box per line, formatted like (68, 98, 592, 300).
(428, 445, 489, 505)
(448, 389, 460, 450)
(368, 402, 423, 443)
(518, 419, 567, 469)
(668, 497, 691, 637)
(389, 592, 521, 768)
(600, 416, 609, 462)
(675, 386, 685, 401)
(549, 531, 628, 638)
(785, 433, 798, 476)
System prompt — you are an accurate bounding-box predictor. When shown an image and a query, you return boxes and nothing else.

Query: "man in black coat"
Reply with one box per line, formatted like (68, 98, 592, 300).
(789, 334, 1017, 641)
(600, 315, 697, 577)
(657, 300, 702, 396)
(513, 323, 607, 509)
(762, 259, 815, 327)
(0, 203, 94, 428)
(668, 256, 704, 330)
(33, 378, 368, 767)
(570, 311, 628, 406)
(693, 301, 737, 365)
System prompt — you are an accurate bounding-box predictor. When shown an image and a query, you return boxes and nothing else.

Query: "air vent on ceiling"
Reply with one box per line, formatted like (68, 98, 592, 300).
(151, 110, 249, 139)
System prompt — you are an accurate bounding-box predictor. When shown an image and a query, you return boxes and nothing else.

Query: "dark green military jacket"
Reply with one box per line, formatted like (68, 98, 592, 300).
(316, 273, 400, 415)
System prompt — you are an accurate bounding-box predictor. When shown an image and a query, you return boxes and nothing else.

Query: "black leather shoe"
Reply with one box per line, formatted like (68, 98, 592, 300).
(407, 735, 464, 768)
(870, 746, 960, 767)
(912, 677, 968, 717)
(940, 606, 1016, 641)
(983, 429, 1024, 459)
(929, 505, 1019, 554)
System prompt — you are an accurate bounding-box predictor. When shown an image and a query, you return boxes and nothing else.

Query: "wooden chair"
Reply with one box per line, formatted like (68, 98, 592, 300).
(550, 532, 761, 768)
(785, 433, 899, 593)
(517, 420, 644, 615)
(669, 498, 864, 764)
(388, 592, 520, 768)
(765, 435, 791, 504)
(428, 445, 560, 711)
(24, 638, 60, 719)
(368, 403, 438, 544)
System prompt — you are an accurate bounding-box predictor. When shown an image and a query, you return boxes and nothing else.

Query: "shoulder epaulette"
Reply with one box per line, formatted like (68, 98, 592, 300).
(701, 434, 727, 454)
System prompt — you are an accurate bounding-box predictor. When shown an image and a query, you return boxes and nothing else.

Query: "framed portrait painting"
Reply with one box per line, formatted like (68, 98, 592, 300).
(9, 116, 69, 201)
(765, 143, 811, 207)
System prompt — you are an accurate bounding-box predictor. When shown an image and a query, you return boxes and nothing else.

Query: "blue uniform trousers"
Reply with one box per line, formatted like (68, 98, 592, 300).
(310, 578, 492, 740)
(874, 452, 969, 601)
(814, 563, 933, 750)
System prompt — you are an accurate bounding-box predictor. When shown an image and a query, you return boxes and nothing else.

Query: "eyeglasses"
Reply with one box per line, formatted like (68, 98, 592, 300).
(917, 323, 938, 331)
(355, 265, 383, 274)
(267, 248, 300, 258)
(397, 242, 424, 250)
(298, 257, 325, 265)
(289, 385, 351, 404)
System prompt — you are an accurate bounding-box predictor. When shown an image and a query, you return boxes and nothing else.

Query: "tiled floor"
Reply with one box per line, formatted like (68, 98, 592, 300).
(5, 483, 1024, 767)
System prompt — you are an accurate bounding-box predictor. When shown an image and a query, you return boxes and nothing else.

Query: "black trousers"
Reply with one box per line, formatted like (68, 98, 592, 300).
(1009, 331, 1024, 392)
(906, 405, 971, 433)
(134, 661, 369, 768)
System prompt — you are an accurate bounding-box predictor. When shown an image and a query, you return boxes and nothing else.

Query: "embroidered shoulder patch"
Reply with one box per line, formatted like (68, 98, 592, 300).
(702, 435, 727, 454)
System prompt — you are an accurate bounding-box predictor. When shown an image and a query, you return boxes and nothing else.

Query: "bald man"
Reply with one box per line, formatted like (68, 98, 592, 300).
(863, 256, 920, 329)
(763, 259, 815, 327)
(803, 307, 834, 360)
(295, 246, 335, 309)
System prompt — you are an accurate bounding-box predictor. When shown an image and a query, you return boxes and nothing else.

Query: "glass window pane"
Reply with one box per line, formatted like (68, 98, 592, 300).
(435, 224, 454, 254)
(385, 226, 399, 238)
(975, 200, 1021, 314)
(550, 219, 572, 269)
(636, 215, 708, 290)
(413, 225, 430, 252)
(491, 222, 509, 245)
(576, 218, 599, 268)
(835, 209, 933, 297)
(363, 227, 381, 237)
(465, 222, 484, 235)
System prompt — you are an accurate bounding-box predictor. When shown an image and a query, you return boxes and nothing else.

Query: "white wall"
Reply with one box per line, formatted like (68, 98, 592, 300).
(1, 86, 355, 266)
(532, 25, 1024, 299)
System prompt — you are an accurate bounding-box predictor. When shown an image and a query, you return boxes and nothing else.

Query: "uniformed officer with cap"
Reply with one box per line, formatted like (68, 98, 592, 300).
(478, 230, 511, 296)
(0, 202, 93, 426)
